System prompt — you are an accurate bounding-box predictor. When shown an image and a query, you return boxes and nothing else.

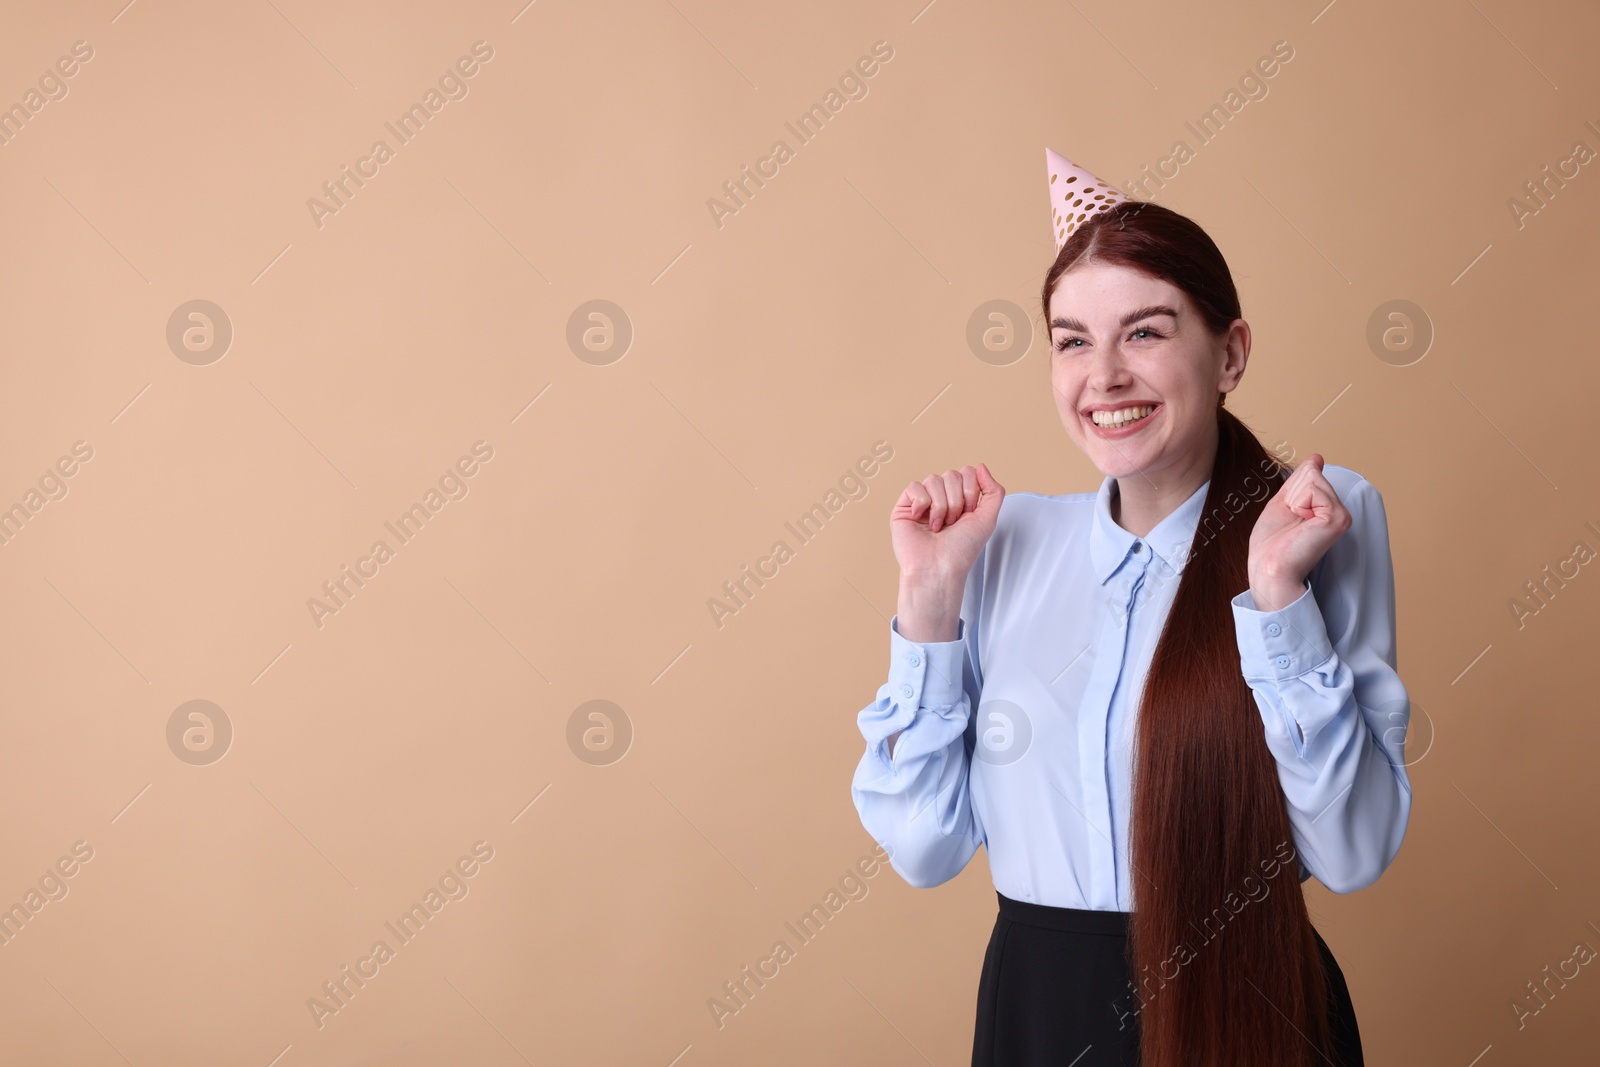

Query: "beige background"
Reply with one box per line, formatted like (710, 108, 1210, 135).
(0, 0, 1595, 1063)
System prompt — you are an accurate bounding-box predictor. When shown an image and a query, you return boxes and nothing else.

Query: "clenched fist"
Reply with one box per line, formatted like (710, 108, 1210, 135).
(1247, 453, 1352, 611)
(889, 465, 1005, 645)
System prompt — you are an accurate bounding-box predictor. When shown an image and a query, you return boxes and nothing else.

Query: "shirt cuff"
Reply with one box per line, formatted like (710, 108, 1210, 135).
(888, 614, 968, 710)
(1231, 582, 1338, 756)
(1230, 581, 1335, 685)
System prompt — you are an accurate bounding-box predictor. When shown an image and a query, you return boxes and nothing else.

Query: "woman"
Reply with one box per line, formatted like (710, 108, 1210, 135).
(849, 151, 1412, 1067)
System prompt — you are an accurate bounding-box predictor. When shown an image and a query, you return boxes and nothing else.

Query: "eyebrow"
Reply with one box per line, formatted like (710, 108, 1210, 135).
(1049, 304, 1178, 333)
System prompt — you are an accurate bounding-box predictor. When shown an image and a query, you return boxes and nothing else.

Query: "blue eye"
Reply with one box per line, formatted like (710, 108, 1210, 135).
(1053, 326, 1163, 352)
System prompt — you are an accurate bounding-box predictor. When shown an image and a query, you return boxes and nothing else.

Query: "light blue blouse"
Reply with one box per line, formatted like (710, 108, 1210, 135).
(850, 464, 1413, 911)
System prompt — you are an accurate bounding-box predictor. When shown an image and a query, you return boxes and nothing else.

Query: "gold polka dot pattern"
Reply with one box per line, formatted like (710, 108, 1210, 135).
(1045, 147, 1128, 250)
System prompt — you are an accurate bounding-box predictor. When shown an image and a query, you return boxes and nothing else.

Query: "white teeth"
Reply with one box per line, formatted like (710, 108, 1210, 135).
(1090, 405, 1155, 427)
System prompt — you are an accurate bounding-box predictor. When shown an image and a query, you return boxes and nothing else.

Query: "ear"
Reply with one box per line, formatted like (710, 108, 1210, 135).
(1217, 318, 1250, 395)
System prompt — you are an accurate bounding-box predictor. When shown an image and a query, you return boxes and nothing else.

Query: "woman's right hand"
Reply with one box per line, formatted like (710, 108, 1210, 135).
(890, 465, 1005, 644)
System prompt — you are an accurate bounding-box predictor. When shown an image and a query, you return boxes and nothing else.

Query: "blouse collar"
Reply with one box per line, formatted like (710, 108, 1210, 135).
(1089, 474, 1214, 585)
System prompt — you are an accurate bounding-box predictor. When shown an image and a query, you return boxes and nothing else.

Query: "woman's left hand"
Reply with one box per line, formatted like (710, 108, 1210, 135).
(1247, 454, 1352, 612)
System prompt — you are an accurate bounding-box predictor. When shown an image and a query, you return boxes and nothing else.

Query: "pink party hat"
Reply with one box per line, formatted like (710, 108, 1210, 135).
(1046, 148, 1128, 249)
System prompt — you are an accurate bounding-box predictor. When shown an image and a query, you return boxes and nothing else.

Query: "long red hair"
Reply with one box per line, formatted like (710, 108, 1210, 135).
(1041, 200, 1333, 1066)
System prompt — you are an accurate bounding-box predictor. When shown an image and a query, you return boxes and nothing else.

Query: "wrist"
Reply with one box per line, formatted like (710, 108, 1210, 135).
(899, 563, 967, 597)
(1249, 572, 1306, 613)
(896, 572, 965, 643)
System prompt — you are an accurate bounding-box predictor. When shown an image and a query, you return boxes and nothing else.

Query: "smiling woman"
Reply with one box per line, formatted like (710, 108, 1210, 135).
(850, 150, 1409, 1067)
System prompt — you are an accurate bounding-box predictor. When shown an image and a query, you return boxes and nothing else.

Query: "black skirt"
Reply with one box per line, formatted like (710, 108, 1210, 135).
(972, 891, 1364, 1067)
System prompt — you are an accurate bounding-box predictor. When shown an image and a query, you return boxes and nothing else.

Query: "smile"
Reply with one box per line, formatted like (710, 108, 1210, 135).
(1085, 403, 1161, 438)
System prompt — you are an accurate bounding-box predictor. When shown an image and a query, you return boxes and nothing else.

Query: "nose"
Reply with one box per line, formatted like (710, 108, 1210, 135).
(1085, 340, 1133, 394)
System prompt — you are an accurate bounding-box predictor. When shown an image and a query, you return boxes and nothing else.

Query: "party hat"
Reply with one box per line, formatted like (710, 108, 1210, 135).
(1046, 148, 1128, 249)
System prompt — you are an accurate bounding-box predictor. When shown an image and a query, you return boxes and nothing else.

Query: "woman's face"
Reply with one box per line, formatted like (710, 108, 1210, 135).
(1047, 259, 1247, 481)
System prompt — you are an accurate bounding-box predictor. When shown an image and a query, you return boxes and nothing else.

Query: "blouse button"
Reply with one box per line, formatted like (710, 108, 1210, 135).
(1132, 541, 1143, 553)
(1265, 622, 1281, 637)
(1274, 654, 1291, 670)
(906, 652, 921, 667)
(900, 684, 914, 699)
